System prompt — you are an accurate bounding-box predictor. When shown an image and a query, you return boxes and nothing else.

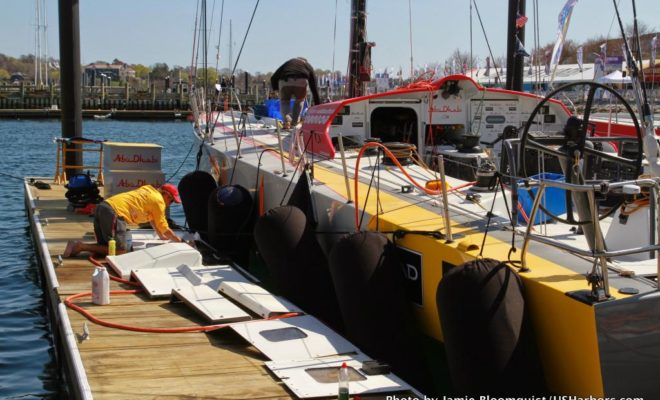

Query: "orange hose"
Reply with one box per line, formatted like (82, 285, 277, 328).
(353, 141, 475, 230)
(88, 256, 141, 287)
(64, 290, 302, 333)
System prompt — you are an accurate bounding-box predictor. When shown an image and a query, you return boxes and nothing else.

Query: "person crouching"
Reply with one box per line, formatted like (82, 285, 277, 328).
(63, 183, 183, 257)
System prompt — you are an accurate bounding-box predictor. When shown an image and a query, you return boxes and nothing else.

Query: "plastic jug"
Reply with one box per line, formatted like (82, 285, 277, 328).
(92, 267, 110, 305)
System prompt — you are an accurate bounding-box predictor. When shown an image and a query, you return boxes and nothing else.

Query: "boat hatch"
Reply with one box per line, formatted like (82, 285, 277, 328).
(370, 107, 419, 147)
(171, 285, 252, 323)
(230, 315, 358, 361)
(265, 355, 412, 398)
(106, 242, 201, 279)
(219, 280, 303, 318)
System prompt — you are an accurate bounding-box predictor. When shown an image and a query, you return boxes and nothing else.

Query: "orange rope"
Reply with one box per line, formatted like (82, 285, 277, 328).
(353, 141, 475, 230)
(620, 198, 650, 216)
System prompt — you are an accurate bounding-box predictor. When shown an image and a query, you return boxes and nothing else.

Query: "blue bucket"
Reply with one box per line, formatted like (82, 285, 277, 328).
(517, 173, 566, 225)
(264, 99, 308, 121)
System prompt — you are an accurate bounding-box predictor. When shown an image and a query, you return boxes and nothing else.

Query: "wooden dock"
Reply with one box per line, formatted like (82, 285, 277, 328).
(25, 180, 292, 399)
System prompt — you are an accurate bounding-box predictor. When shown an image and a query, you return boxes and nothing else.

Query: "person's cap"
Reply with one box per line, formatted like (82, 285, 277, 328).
(160, 183, 181, 203)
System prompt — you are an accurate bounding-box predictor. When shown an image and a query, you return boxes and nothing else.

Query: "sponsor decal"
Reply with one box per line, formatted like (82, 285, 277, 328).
(430, 105, 463, 113)
(112, 154, 159, 163)
(398, 247, 423, 306)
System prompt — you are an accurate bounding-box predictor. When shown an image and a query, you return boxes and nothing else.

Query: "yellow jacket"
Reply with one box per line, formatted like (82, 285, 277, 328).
(106, 185, 169, 235)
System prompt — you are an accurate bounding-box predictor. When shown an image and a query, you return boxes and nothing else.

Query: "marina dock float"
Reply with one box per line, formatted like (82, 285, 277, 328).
(0, 109, 191, 120)
(24, 179, 416, 399)
(24, 179, 292, 399)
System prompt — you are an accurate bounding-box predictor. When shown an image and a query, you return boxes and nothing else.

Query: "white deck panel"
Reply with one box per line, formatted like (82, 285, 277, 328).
(171, 285, 252, 323)
(106, 242, 201, 279)
(230, 315, 357, 361)
(127, 229, 191, 250)
(265, 355, 411, 398)
(132, 264, 252, 298)
(219, 280, 303, 318)
(193, 265, 253, 290)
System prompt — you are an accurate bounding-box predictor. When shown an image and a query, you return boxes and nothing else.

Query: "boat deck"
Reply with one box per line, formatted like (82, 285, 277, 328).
(26, 180, 295, 399)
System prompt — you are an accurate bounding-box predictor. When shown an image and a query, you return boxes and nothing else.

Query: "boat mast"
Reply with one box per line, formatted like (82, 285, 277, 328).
(505, 0, 525, 91)
(348, 0, 373, 98)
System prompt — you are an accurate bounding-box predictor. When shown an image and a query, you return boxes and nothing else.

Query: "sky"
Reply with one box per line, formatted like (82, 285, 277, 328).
(1, 0, 658, 78)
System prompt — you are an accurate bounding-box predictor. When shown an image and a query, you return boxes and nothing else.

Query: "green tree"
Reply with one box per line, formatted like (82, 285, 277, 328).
(133, 64, 150, 79)
(151, 63, 170, 80)
(195, 67, 218, 87)
(0, 68, 9, 81)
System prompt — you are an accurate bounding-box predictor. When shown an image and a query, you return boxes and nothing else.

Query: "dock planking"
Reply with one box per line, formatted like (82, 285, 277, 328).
(26, 181, 292, 399)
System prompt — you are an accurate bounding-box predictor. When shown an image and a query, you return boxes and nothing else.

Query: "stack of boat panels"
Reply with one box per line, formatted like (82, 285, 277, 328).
(105, 243, 415, 397)
(102, 141, 165, 197)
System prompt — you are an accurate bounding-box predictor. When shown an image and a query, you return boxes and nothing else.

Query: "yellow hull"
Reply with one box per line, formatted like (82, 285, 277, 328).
(314, 164, 613, 396)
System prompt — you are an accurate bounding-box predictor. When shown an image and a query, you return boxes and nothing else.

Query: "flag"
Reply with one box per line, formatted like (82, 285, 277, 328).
(485, 56, 491, 77)
(577, 46, 583, 72)
(516, 13, 528, 29)
(516, 37, 530, 57)
(549, 0, 579, 83)
(651, 36, 657, 68)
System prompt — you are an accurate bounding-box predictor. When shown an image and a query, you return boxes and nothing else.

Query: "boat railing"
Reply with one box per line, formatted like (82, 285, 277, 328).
(518, 177, 660, 288)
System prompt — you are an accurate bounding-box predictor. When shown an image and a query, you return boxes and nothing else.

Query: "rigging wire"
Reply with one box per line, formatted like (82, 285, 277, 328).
(472, 0, 501, 84)
(613, 0, 650, 108)
(189, 0, 201, 84)
(231, 0, 260, 77)
(331, 0, 338, 75)
(469, 0, 473, 78)
(166, 141, 196, 182)
(408, 0, 414, 78)
(214, 0, 225, 75)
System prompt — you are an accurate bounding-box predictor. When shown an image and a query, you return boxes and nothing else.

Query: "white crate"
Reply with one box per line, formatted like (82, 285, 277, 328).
(103, 170, 166, 197)
(103, 142, 162, 171)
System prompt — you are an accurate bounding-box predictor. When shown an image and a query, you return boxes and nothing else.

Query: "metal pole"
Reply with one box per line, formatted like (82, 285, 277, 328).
(437, 155, 453, 242)
(338, 134, 352, 203)
(58, 0, 82, 177)
(588, 190, 610, 298)
(275, 122, 287, 177)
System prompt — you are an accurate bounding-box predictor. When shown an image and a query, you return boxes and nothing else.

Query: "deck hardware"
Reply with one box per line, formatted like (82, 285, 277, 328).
(81, 322, 90, 341)
(401, 185, 413, 193)
(618, 287, 640, 295)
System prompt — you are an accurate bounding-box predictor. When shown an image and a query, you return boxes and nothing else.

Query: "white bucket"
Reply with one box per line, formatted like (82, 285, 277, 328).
(92, 267, 110, 305)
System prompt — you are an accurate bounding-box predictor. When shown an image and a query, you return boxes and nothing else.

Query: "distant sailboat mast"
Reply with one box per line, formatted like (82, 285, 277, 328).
(34, 0, 49, 87)
(228, 19, 233, 74)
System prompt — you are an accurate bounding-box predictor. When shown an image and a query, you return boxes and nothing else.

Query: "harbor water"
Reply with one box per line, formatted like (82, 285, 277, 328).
(0, 119, 196, 399)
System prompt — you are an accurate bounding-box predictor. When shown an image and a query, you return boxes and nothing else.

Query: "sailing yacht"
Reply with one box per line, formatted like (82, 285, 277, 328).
(185, 0, 660, 396)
